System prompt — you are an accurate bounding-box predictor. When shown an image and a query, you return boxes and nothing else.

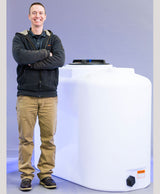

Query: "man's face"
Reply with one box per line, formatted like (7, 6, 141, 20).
(28, 5, 46, 28)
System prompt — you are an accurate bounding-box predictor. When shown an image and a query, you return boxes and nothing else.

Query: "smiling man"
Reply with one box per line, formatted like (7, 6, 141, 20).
(29, 3, 46, 34)
(12, 2, 65, 191)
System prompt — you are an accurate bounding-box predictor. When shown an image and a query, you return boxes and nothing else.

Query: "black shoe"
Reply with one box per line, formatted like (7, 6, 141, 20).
(40, 177, 56, 189)
(20, 178, 32, 191)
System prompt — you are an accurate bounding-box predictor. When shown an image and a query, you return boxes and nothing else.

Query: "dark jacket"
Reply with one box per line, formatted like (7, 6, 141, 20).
(12, 29, 65, 97)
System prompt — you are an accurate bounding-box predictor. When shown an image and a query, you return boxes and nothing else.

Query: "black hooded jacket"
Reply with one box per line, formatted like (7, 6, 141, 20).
(12, 29, 65, 97)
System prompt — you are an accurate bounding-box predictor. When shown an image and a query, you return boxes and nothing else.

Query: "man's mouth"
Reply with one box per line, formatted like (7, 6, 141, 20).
(34, 19, 41, 22)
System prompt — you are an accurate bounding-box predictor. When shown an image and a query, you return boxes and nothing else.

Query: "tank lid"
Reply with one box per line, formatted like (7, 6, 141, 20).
(69, 59, 110, 65)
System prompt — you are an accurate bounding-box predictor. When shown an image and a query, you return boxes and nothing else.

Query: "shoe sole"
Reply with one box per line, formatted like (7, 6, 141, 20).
(40, 181, 56, 189)
(19, 187, 32, 191)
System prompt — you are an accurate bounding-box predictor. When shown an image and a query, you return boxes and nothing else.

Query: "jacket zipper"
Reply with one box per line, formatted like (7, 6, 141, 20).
(25, 34, 51, 91)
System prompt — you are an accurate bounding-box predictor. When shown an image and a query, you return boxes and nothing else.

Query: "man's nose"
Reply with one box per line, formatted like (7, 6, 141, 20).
(36, 13, 40, 17)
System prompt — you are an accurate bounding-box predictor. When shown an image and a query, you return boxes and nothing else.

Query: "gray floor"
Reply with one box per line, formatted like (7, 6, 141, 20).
(7, 170, 153, 194)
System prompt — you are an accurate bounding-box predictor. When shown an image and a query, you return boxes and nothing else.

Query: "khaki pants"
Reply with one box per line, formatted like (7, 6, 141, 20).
(16, 96, 57, 180)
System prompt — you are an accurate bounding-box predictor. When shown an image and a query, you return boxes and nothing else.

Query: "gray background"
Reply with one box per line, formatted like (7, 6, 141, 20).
(7, 0, 153, 159)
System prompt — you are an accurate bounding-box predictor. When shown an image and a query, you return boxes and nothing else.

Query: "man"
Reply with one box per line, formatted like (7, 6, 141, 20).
(12, 2, 65, 191)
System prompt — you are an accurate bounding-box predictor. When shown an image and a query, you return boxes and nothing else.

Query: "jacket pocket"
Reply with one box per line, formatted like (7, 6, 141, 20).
(20, 69, 39, 90)
(41, 69, 58, 91)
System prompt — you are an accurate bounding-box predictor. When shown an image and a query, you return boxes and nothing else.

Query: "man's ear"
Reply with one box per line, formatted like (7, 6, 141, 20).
(44, 14, 47, 21)
(28, 14, 31, 21)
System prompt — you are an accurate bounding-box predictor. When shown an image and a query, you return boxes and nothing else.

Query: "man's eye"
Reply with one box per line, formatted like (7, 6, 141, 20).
(31, 11, 44, 15)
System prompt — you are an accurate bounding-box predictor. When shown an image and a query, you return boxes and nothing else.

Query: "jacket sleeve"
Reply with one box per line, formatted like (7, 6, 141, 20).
(12, 34, 50, 65)
(31, 35, 65, 70)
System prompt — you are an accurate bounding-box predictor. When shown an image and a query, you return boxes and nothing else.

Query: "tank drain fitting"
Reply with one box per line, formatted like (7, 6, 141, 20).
(126, 176, 136, 187)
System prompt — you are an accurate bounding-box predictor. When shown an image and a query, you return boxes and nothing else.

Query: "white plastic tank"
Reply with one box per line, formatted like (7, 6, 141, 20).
(34, 59, 152, 192)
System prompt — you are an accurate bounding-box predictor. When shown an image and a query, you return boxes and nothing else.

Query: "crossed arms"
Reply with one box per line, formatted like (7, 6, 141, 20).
(12, 33, 65, 70)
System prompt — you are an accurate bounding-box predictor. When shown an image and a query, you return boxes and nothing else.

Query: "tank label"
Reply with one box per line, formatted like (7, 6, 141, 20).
(127, 167, 146, 180)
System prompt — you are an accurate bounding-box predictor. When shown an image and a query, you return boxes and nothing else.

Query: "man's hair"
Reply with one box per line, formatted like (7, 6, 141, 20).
(29, 2, 46, 14)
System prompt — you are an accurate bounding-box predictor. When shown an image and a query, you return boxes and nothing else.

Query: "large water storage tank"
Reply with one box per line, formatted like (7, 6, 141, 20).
(34, 59, 151, 192)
